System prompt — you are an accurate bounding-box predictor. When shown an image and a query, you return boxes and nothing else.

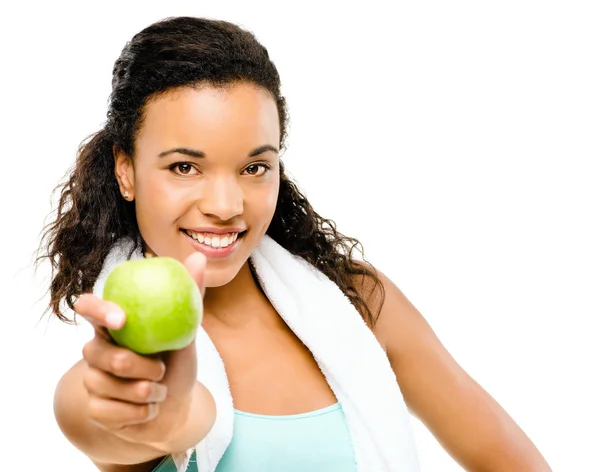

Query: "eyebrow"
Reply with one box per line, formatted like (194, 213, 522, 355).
(158, 144, 279, 159)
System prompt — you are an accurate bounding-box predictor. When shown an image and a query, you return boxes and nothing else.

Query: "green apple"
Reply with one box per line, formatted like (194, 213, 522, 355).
(103, 256, 203, 355)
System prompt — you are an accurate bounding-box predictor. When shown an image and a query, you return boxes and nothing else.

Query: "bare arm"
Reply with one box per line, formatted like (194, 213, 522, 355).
(54, 359, 215, 468)
(360, 268, 552, 471)
(54, 252, 215, 471)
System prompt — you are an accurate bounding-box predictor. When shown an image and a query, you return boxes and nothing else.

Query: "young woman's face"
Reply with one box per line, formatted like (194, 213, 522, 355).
(115, 83, 281, 288)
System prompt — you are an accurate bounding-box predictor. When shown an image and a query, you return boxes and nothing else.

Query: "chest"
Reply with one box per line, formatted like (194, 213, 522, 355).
(203, 310, 339, 415)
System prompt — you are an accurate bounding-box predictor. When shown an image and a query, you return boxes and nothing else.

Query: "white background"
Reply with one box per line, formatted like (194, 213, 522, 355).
(1, 1, 598, 470)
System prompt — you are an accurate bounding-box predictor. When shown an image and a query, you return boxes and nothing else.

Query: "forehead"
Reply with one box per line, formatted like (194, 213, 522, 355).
(136, 83, 280, 151)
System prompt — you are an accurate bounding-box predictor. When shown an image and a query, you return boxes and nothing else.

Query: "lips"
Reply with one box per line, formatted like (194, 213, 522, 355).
(183, 229, 242, 249)
(181, 229, 246, 259)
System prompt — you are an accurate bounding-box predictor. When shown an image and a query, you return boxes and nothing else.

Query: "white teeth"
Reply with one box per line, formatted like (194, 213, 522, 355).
(185, 230, 241, 249)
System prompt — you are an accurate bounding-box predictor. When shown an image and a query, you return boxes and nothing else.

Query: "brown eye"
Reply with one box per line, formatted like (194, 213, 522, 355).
(177, 163, 192, 174)
(244, 164, 269, 176)
(169, 162, 198, 175)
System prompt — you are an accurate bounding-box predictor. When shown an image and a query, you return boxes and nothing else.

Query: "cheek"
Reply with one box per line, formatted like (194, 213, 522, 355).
(266, 185, 279, 215)
(250, 178, 280, 227)
(133, 172, 192, 238)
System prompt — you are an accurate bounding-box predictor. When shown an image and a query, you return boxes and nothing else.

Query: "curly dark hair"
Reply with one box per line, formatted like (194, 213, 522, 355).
(37, 16, 385, 327)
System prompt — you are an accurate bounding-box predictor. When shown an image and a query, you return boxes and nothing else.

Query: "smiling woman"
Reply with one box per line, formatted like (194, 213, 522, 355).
(37, 15, 551, 472)
(114, 85, 281, 284)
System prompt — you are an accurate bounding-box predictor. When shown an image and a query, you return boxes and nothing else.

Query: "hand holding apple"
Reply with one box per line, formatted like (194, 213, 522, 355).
(73, 251, 209, 448)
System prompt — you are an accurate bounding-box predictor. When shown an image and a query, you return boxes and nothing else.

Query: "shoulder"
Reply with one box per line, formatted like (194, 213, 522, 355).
(352, 261, 460, 395)
(350, 260, 426, 357)
(350, 260, 455, 413)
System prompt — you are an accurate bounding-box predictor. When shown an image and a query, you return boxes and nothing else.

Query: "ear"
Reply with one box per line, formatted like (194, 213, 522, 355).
(114, 145, 135, 201)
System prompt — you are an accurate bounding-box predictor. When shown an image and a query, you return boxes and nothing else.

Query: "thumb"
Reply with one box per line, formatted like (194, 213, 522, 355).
(183, 251, 207, 297)
(161, 341, 198, 400)
(160, 251, 205, 400)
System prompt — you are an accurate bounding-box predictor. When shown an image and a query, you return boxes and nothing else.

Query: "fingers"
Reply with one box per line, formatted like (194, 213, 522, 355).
(83, 368, 167, 404)
(75, 293, 125, 330)
(82, 335, 165, 381)
(183, 251, 207, 297)
(81, 329, 168, 432)
(87, 395, 160, 429)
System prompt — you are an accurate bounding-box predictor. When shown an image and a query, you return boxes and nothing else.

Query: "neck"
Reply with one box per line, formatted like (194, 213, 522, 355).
(203, 261, 254, 306)
(203, 261, 272, 327)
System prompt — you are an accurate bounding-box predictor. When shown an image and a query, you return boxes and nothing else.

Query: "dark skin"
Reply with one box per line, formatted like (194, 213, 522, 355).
(54, 82, 551, 471)
(201, 266, 552, 471)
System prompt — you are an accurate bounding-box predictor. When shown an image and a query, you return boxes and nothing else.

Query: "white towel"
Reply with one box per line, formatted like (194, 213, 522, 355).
(93, 235, 421, 472)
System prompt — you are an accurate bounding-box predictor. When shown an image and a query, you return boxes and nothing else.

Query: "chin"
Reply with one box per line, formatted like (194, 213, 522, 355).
(203, 266, 242, 288)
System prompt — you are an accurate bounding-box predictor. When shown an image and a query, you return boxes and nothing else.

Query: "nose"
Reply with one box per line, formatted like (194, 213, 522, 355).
(196, 175, 244, 221)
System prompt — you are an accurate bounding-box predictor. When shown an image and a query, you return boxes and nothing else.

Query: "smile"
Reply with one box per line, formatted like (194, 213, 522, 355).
(183, 229, 242, 248)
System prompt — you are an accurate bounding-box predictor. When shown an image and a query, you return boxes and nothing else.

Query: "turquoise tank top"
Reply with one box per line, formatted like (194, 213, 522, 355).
(153, 402, 357, 471)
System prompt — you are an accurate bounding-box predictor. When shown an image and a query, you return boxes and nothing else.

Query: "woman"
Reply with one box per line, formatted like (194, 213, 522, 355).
(40, 16, 552, 472)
